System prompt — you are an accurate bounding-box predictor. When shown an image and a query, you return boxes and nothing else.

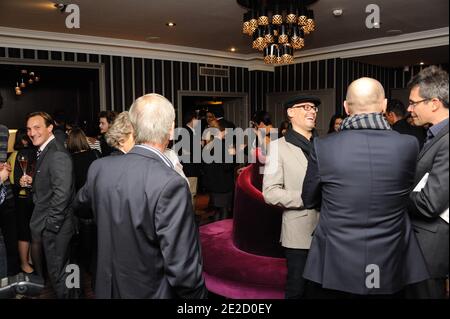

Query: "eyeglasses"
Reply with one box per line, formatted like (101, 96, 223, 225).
(408, 98, 431, 108)
(290, 104, 319, 112)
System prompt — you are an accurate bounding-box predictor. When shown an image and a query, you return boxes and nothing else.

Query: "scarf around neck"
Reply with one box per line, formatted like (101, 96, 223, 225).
(340, 113, 391, 131)
(284, 127, 313, 159)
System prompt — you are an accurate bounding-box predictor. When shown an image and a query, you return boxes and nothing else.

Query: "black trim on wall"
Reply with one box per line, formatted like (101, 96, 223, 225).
(154, 59, 163, 95)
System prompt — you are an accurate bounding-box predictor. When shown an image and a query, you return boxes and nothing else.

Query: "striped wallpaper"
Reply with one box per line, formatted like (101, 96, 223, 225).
(1, 46, 444, 116)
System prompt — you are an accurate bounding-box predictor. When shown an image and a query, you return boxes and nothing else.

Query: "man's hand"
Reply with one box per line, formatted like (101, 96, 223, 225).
(19, 174, 33, 187)
(0, 162, 11, 173)
(0, 164, 9, 183)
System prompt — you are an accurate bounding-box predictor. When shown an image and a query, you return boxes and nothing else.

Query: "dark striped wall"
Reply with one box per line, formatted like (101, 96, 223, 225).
(2, 46, 444, 117)
(270, 58, 392, 114)
(0, 47, 252, 113)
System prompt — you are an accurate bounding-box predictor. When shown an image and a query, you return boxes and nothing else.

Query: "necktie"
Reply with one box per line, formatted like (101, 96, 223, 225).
(36, 149, 42, 160)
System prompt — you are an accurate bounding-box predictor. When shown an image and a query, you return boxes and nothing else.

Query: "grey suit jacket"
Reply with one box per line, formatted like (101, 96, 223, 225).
(409, 123, 449, 278)
(74, 145, 207, 299)
(263, 137, 319, 249)
(302, 129, 429, 295)
(30, 138, 75, 238)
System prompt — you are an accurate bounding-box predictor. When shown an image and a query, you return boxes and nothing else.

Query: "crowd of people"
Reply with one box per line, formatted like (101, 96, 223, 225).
(0, 65, 448, 299)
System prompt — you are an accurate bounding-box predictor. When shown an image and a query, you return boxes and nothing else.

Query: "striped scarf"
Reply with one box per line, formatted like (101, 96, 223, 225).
(340, 113, 391, 131)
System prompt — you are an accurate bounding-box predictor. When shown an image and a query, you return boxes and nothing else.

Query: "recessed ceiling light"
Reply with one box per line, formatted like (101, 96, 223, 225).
(230, 47, 236, 52)
(332, 9, 343, 17)
(53, 2, 66, 12)
(166, 22, 176, 27)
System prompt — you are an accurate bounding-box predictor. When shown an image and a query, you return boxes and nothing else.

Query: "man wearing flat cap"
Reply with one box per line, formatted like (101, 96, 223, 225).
(302, 77, 429, 297)
(263, 95, 320, 299)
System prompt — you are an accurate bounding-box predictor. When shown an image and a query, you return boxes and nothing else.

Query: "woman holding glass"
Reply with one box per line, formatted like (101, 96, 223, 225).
(7, 128, 36, 274)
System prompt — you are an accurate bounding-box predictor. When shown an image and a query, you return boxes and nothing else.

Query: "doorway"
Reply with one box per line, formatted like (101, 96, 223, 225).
(177, 91, 249, 128)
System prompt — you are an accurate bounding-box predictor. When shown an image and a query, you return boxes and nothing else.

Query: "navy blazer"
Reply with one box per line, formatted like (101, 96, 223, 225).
(75, 145, 207, 299)
(302, 129, 429, 295)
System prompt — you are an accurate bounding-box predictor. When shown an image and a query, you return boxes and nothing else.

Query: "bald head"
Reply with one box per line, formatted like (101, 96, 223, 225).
(344, 78, 386, 115)
(129, 93, 175, 145)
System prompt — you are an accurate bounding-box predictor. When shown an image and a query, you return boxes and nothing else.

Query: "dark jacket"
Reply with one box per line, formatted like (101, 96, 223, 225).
(74, 145, 207, 299)
(302, 129, 429, 295)
(30, 138, 75, 238)
(408, 124, 449, 278)
(392, 118, 427, 149)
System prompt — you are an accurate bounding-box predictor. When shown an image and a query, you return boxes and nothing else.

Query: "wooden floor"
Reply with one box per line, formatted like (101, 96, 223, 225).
(28, 193, 215, 299)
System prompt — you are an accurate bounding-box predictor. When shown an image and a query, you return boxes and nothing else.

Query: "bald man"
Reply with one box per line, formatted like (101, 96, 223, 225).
(301, 78, 429, 297)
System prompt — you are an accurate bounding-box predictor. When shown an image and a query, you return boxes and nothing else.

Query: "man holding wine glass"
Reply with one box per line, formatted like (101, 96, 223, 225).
(20, 112, 76, 299)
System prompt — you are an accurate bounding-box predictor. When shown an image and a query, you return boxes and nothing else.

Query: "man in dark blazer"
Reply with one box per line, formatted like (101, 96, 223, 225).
(302, 77, 429, 297)
(20, 112, 75, 298)
(385, 99, 427, 148)
(406, 66, 449, 299)
(75, 94, 207, 299)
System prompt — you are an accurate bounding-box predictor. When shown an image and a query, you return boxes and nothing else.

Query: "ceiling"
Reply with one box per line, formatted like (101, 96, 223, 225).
(0, 0, 448, 66)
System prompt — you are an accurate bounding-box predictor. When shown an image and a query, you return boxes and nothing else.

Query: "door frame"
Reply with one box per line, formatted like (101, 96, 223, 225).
(177, 90, 249, 127)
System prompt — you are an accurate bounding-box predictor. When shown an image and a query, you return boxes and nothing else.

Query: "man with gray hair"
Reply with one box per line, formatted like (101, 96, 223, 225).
(75, 94, 207, 298)
(302, 78, 429, 297)
(406, 66, 449, 299)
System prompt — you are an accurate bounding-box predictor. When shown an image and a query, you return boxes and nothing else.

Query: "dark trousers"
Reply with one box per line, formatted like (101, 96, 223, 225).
(0, 229, 7, 278)
(284, 247, 309, 299)
(405, 278, 447, 299)
(31, 217, 76, 299)
(0, 197, 19, 275)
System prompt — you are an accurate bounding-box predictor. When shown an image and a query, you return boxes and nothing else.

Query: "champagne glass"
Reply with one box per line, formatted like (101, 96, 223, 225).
(18, 154, 31, 188)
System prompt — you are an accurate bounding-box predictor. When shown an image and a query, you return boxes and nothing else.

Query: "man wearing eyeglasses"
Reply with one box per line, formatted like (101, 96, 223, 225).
(405, 66, 449, 299)
(301, 77, 429, 297)
(263, 95, 320, 299)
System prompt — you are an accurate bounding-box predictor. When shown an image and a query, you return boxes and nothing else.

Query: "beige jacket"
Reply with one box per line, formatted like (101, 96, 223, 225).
(263, 137, 319, 249)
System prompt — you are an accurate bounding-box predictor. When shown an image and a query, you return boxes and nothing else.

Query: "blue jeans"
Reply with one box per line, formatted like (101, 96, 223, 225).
(0, 229, 7, 278)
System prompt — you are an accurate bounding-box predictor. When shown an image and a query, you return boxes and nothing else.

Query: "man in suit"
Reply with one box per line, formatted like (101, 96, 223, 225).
(385, 98, 426, 148)
(406, 66, 449, 299)
(19, 112, 75, 298)
(302, 78, 429, 297)
(263, 95, 320, 299)
(74, 94, 207, 299)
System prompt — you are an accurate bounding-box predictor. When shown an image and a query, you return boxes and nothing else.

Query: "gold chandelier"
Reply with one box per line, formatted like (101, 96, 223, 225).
(238, 0, 318, 64)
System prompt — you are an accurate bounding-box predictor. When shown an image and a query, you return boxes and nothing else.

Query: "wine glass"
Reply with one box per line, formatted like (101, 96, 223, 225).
(18, 154, 31, 188)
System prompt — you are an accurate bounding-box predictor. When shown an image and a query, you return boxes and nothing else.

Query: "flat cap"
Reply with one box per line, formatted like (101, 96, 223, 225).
(284, 95, 321, 110)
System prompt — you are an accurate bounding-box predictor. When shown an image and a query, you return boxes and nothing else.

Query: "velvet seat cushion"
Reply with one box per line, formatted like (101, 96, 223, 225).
(200, 219, 286, 299)
(232, 162, 284, 258)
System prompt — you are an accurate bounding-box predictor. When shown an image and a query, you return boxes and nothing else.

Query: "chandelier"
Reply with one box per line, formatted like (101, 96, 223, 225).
(238, 0, 318, 64)
(14, 69, 40, 96)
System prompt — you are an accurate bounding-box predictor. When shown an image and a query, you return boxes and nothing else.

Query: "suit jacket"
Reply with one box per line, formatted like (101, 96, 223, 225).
(302, 130, 429, 295)
(30, 138, 75, 238)
(392, 118, 427, 149)
(263, 137, 319, 249)
(177, 125, 201, 177)
(74, 145, 207, 299)
(408, 123, 449, 278)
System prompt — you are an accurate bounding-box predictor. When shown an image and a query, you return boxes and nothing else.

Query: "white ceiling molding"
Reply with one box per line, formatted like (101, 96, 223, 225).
(0, 27, 447, 72)
(293, 27, 449, 63)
